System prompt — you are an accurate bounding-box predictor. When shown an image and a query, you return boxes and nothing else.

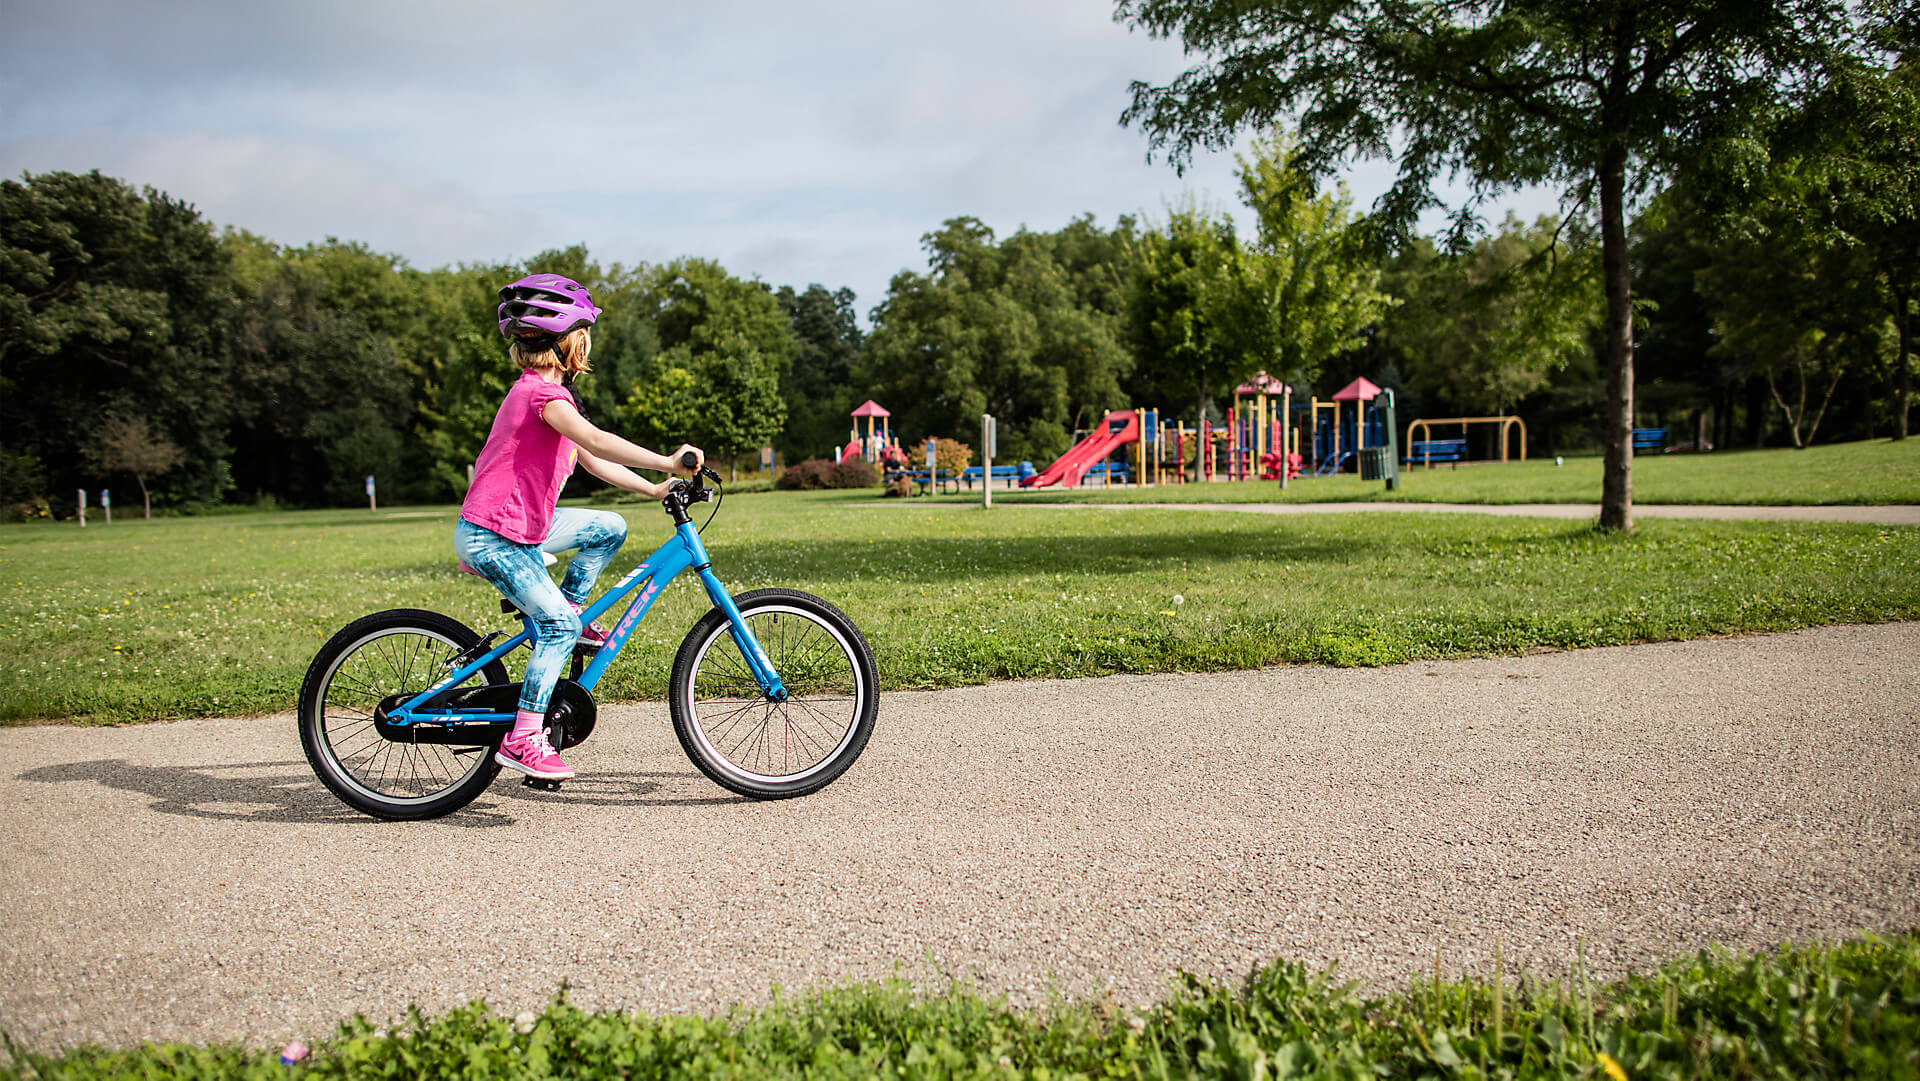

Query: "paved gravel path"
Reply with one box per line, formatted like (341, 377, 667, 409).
(3, 622, 1916, 1052)
(976, 501, 1920, 526)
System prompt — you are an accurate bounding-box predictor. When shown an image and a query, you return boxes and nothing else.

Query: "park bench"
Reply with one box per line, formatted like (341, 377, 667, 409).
(1404, 438, 1468, 466)
(1080, 462, 1130, 485)
(906, 469, 959, 495)
(1633, 428, 1667, 453)
(960, 465, 1024, 489)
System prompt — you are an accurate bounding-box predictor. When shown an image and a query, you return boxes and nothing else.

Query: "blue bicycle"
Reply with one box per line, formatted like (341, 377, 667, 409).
(297, 457, 878, 820)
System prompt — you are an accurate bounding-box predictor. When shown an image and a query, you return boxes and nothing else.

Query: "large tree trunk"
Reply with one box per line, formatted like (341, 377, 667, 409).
(1597, 147, 1634, 532)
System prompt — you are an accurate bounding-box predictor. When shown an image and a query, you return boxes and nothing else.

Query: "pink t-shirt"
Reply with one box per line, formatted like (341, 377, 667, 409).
(460, 370, 580, 544)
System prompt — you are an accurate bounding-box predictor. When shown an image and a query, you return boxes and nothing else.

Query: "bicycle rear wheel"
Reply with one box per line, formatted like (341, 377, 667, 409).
(298, 608, 509, 820)
(669, 588, 877, 799)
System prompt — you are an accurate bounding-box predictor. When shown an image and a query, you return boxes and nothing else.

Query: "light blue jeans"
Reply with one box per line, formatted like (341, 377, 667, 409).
(454, 509, 628, 714)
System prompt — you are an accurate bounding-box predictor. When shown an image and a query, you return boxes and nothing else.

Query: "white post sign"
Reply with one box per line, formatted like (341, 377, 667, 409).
(77, 488, 86, 528)
(982, 414, 996, 509)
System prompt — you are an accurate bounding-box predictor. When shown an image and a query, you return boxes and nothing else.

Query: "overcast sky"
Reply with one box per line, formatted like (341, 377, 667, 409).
(3, 0, 1556, 318)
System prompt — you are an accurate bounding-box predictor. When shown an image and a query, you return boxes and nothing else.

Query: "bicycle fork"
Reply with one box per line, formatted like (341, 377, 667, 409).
(684, 530, 788, 702)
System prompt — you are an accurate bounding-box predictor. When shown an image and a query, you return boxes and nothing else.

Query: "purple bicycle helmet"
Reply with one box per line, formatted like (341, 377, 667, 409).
(497, 273, 602, 339)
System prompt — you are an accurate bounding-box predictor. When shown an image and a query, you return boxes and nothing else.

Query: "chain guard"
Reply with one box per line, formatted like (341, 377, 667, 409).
(543, 679, 597, 749)
(376, 679, 596, 749)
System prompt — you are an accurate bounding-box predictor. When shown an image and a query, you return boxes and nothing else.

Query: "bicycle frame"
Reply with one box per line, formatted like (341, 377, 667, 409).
(388, 519, 785, 728)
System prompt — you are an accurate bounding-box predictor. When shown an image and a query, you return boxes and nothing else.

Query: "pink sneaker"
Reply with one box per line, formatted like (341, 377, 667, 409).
(495, 731, 574, 780)
(569, 601, 611, 649)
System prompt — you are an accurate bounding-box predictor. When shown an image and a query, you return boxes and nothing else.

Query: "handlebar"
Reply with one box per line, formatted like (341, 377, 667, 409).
(680, 450, 721, 484)
(663, 449, 721, 525)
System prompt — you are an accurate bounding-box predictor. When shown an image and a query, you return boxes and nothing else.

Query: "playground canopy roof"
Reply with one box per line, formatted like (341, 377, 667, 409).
(850, 400, 891, 418)
(1235, 370, 1290, 396)
(1331, 376, 1382, 402)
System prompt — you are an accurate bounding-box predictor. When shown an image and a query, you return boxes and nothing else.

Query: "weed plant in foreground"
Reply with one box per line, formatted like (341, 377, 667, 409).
(5, 933, 1915, 1079)
(2, 498, 1918, 722)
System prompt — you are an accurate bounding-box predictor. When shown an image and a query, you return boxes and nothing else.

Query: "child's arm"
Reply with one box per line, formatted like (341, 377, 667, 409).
(541, 400, 704, 474)
(578, 449, 671, 499)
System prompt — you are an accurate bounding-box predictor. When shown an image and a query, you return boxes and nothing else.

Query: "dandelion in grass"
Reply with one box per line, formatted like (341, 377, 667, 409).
(1597, 1053, 1628, 1081)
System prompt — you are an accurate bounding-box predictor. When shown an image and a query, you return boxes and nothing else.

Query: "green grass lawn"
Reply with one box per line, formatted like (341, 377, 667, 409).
(3, 489, 1917, 723)
(939, 437, 1920, 505)
(9, 933, 1916, 1079)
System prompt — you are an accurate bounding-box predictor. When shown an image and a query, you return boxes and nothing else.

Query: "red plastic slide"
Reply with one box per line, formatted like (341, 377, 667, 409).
(1021, 409, 1141, 488)
(840, 440, 863, 463)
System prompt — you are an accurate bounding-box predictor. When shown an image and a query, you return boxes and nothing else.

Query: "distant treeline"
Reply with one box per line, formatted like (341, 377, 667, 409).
(1, 127, 1910, 515)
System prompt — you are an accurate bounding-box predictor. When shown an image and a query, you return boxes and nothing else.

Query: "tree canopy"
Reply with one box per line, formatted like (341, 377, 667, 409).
(1117, 0, 1862, 529)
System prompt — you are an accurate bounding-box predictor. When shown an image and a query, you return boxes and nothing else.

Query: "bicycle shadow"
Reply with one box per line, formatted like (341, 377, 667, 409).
(16, 759, 744, 826)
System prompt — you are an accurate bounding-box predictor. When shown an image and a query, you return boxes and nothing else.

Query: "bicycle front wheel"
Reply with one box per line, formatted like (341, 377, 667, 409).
(297, 608, 509, 820)
(669, 588, 877, 799)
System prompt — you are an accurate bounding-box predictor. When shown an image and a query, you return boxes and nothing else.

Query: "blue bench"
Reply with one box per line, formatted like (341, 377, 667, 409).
(1404, 439, 1468, 466)
(960, 465, 1025, 490)
(1080, 462, 1130, 485)
(1633, 428, 1666, 453)
(905, 469, 959, 495)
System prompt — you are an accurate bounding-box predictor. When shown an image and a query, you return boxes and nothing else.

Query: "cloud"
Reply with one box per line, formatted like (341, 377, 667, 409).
(2, 0, 1565, 312)
(0, 132, 546, 267)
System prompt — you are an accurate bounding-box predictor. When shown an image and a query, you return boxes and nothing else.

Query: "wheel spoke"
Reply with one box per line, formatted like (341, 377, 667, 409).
(311, 624, 498, 808)
(683, 601, 870, 788)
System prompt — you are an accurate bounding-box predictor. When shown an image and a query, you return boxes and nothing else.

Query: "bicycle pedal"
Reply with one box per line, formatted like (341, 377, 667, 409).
(521, 777, 565, 792)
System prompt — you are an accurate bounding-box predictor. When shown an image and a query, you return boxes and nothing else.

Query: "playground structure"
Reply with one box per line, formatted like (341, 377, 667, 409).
(1302, 377, 1390, 477)
(1022, 409, 1140, 489)
(1018, 380, 1405, 491)
(1403, 416, 1527, 467)
(857, 370, 1443, 493)
(1195, 374, 1398, 482)
(842, 400, 896, 463)
(1201, 370, 1302, 482)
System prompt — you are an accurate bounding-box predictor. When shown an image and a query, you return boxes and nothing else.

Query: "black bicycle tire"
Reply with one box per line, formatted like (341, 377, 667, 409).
(668, 588, 878, 799)
(297, 608, 510, 821)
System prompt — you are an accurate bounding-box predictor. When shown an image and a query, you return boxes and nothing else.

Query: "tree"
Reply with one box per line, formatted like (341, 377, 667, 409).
(0, 170, 237, 508)
(626, 258, 794, 477)
(1233, 133, 1395, 401)
(1699, 214, 1880, 448)
(1125, 204, 1243, 478)
(88, 413, 183, 518)
(1381, 216, 1599, 417)
(1767, 13, 1920, 438)
(1118, 0, 1855, 530)
(861, 217, 1135, 464)
(226, 253, 414, 504)
(775, 284, 864, 463)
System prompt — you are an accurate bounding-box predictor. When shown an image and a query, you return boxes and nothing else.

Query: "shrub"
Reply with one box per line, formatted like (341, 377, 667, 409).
(776, 459, 834, 490)
(829, 460, 879, 488)
(934, 438, 972, 478)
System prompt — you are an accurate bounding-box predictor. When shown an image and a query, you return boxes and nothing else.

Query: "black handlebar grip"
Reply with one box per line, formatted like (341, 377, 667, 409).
(680, 451, 699, 471)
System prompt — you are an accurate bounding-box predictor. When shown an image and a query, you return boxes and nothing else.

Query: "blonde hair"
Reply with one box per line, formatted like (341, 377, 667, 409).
(509, 327, 592, 376)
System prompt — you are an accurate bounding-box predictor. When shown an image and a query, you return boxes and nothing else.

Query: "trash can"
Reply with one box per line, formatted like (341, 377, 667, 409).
(1358, 446, 1389, 481)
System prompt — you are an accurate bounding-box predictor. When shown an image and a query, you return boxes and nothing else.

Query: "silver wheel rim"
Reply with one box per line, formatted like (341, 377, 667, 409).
(684, 605, 865, 786)
(315, 626, 492, 806)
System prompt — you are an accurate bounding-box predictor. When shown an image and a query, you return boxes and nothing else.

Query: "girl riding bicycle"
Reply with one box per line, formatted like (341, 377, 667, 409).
(457, 273, 704, 783)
